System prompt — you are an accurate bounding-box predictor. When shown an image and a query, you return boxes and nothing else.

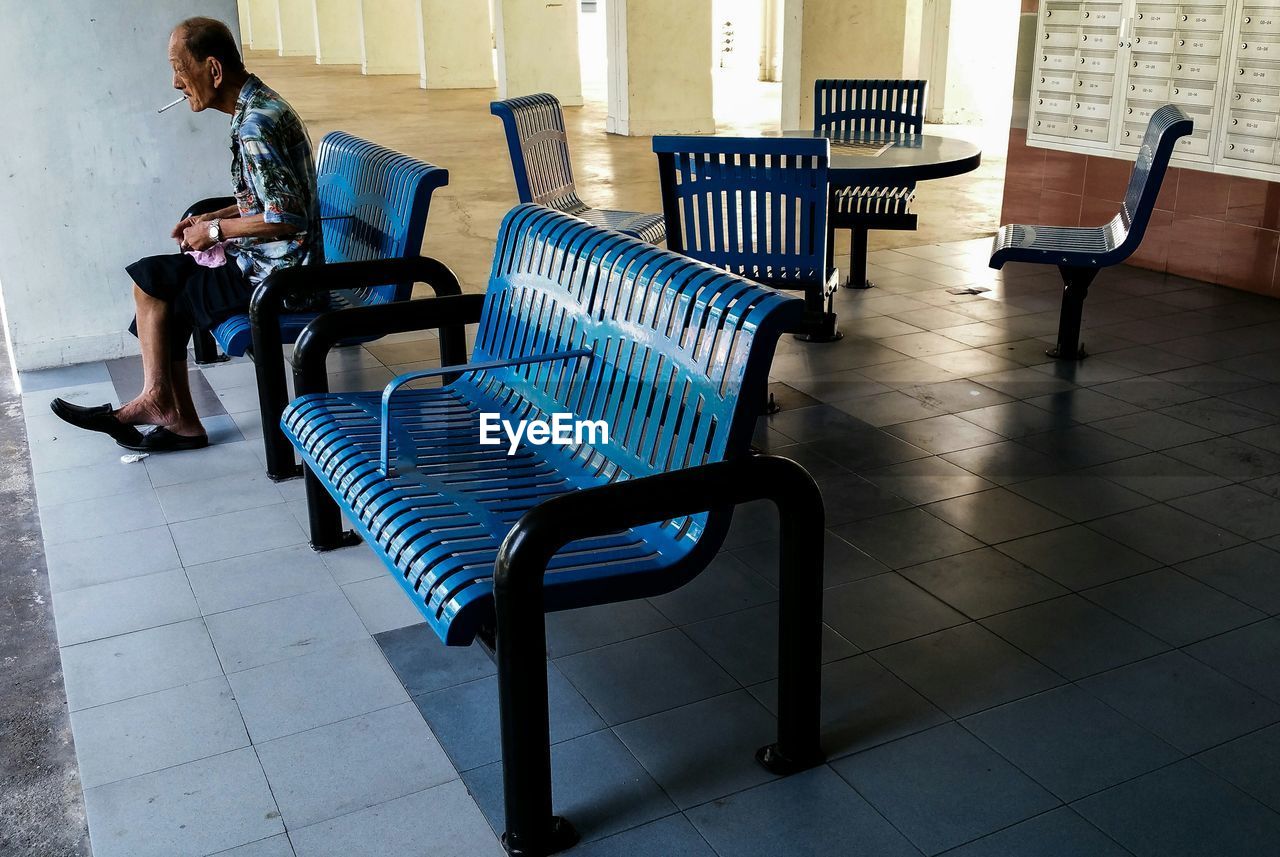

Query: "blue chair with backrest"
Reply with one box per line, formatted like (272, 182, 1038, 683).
(282, 204, 825, 856)
(192, 131, 453, 479)
(990, 104, 1192, 360)
(814, 79, 927, 290)
(653, 135, 840, 342)
(490, 93, 667, 244)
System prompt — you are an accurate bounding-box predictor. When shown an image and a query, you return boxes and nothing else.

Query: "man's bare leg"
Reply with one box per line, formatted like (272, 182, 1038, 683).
(167, 359, 206, 437)
(115, 284, 196, 431)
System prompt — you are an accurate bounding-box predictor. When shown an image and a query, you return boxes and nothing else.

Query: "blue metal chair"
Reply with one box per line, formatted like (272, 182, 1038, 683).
(653, 135, 840, 341)
(490, 93, 667, 244)
(201, 131, 452, 479)
(814, 79, 927, 289)
(283, 204, 823, 855)
(990, 104, 1192, 360)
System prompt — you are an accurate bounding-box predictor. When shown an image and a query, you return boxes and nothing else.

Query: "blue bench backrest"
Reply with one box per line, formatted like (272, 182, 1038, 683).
(315, 131, 449, 304)
(652, 136, 830, 287)
(1116, 105, 1192, 255)
(813, 79, 927, 136)
(489, 94, 583, 212)
(460, 205, 802, 517)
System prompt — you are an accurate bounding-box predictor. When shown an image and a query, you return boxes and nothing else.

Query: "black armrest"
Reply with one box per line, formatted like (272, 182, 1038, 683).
(292, 292, 485, 396)
(251, 255, 464, 319)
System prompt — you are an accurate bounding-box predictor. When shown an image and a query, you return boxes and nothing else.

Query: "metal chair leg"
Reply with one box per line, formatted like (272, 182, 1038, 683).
(192, 329, 228, 365)
(304, 465, 360, 551)
(1047, 266, 1098, 360)
(844, 226, 873, 290)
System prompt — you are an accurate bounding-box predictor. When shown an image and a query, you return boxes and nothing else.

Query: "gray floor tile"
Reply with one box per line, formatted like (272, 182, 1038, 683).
(615, 690, 778, 809)
(1018, 426, 1149, 469)
(1175, 544, 1280, 614)
(1091, 410, 1218, 451)
(1083, 451, 1231, 501)
(687, 765, 921, 857)
(257, 702, 455, 828)
(942, 807, 1130, 857)
(1081, 650, 1280, 754)
(1163, 436, 1280, 481)
(169, 503, 307, 566)
(1084, 569, 1264, 647)
(805, 429, 932, 472)
(823, 572, 966, 649)
(154, 470, 287, 523)
(955, 400, 1076, 438)
(290, 781, 504, 857)
(39, 488, 166, 546)
(70, 676, 248, 788)
(981, 595, 1168, 680)
(765, 404, 875, 443)
(900, 548, 1067, 619)
(44, 524, 181, 593)
(83, 747, 282, 857)
(28, 429, 124, 475)
(962, 684, 1181, 802)
(734, 529, 890, 589)
(903, 378, 1016, 412)
(1168, 484, 1280, 540)
(228, 637, 408, 743)
(1186, 618, 1280, 702)
(685, 602, 857, 686)
(413, 661, 603, 772)
(317, 541, 386, 585)
(206, 588, 369, 673)
(59, 618, 223, 711)
(34, 460, 154, 509)
(569, 814, 715, 857)
(186, 544, 338, 615)
(555, 629, 736, 726)
(20, 362, 112, 392)
(861, 456, 996, 505)
(376, 623, 496, 695)
(544, 599, 672, 658)
(52, 568, 198, 646)
(1087, 504, 1246, 565)
(940, 441, 1067, 485)
(751, 655, 949, 760)
(1025, 388, 1142, 424)
(925, 487, 1071, 545)
(834, 390, 949, 426)
(463, 729, 675, 844)
(1073, 759, 1280, 857)
(833, 508, 983, 569)
(806, 470, 915, 525)
(832, 722, 1058, 855)
(1159, 397, 1275, 434)
(1092, 378, 1206, 410)
(1006, 474, 1152, 522)
(875, 623, 1064, 718)
(647, 552, 776, 625)
(142, 439, 265, 488)
(1196, 723, 1280, 814)
(341, 575, 425, 634)
(208, 834, 295, 856)
(884, 414, 1005, 455)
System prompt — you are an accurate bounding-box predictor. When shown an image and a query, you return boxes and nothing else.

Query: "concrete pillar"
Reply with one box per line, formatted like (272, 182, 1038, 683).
(605, 0, 714, 135)
(780, 0, 923, 129)
(276, 0, 316, 56)
(238, 0, 253, 45)
(494, 0, 582, 106)
(759, 0, 781, 82)
(920, 0, 1019, 125)
(418, 0, 495, 89)
(359, 0, 419, 75)
(314, 0, 364, 64)
(246, 0, 280, 50)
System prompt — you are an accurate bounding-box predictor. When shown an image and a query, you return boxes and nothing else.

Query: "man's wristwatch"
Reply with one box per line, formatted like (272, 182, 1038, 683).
(207, 218, 222, 243)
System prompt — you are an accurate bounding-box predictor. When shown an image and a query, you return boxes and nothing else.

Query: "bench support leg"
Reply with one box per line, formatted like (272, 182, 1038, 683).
(253, 340, 304, 482)
(844, 226, 872, 290)
(1048, 266, 1098, 361)
(304, 465, 361, 552)
(192, 329, 228, 365)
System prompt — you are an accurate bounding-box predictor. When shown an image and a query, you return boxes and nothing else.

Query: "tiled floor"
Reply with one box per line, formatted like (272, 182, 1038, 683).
(21, 237, 1280, 856)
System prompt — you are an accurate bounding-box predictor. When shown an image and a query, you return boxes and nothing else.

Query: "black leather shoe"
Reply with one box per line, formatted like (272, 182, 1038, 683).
(117, 427, 209, 453)
(50, 398, 144, 445)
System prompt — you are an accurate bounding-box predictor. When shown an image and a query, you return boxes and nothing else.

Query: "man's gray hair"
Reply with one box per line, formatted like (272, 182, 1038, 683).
(174, 17, 245, 73)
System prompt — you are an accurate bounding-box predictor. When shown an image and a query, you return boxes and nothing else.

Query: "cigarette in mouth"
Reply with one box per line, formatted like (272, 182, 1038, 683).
(157, 95, 188, 114)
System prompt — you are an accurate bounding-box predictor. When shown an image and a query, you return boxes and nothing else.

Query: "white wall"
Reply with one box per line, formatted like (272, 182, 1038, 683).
(419, 0, 495, 89)
(247, 0, 280, 49)
(606, 0, 714, 135)
(276, 0, 317, 56)
(0, 1, 241, 370)
(495, 0, 582, 105)
(313, 0, 364, 64)
(360, 0, 420, 75)
(922, 0, 1019, 126)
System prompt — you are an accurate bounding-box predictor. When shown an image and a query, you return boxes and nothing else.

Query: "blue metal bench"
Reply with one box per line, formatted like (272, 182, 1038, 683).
(653, 135, 841, 342)
(990, 104, 1192, 359)
(282, 204, 825, 856)
(490, 93, 667, 244)
(815, 79, 926, 289)
(191, 131, 452, 479)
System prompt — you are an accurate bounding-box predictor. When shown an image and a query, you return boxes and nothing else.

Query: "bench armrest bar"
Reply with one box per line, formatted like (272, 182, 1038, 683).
(379, 348, 593, 475)
(252, 255, 463, 320)
(292, 292, 486, 398)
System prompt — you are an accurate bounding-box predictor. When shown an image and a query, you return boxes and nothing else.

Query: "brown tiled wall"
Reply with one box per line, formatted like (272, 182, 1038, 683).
(1000, 131, 1280, 297)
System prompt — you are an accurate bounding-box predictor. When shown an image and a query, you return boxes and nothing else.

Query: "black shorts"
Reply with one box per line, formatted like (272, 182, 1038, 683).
(126, 253, 253, 361)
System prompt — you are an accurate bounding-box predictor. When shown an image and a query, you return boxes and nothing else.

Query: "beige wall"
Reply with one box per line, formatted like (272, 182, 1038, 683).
(246, 0, 280, 50)
(923, 0, 1018, 125)
(237, 0, 252, 43)
(360, 0, 419, 75)
(607, 0, 714, 135)
(314, 0, 364, 64)
(419, 0, 494, 89)
(780, 0, 923, 128)
(495, 0, 582, 105)
(276, 0, 316, 56)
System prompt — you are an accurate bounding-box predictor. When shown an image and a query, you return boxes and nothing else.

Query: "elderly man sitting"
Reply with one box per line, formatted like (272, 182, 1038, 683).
(51, 17, 322, 452)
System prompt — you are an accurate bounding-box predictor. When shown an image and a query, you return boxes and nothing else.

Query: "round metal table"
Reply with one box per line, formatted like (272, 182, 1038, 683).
(775, 129, 983, 184)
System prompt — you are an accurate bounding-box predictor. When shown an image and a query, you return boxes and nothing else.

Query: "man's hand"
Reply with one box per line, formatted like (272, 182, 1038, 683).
(182, 221, 216, 251)
(171, 213, 210, 245)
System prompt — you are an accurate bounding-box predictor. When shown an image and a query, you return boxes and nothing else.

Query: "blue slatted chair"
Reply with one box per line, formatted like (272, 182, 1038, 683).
(282, 204, 824, 856)
(490, 93, 667, 244)
(653, 135, 840, 342)
(198, 131, 451, 479)
(990, 105, 1192, 360)
(814, 79, 927, 289)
